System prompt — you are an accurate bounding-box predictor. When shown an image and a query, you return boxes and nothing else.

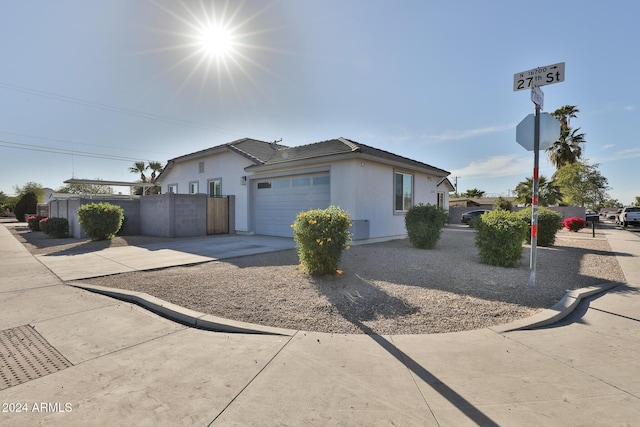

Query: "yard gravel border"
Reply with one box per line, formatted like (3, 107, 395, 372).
(10, 224, 627, 335)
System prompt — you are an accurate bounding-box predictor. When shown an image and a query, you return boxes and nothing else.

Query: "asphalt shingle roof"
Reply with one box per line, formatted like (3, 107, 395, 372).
(162, 137, 450, 178)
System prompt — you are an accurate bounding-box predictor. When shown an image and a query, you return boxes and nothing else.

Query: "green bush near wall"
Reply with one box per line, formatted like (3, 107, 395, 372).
(78, 203, 124, 240)
(404, 203, 449, 249)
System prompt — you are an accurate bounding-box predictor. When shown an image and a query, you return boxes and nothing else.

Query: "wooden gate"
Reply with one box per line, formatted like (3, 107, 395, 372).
(207, 197, 229, 234)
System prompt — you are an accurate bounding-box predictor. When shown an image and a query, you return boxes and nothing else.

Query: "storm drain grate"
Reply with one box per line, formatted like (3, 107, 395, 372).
(0, 325, 72, 390)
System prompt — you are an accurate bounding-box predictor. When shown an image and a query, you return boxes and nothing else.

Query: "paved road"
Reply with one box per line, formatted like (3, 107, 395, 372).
(1, 222, 639, 426)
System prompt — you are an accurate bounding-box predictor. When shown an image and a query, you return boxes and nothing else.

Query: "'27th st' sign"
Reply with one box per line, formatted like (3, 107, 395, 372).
(513, 62, 565, 91)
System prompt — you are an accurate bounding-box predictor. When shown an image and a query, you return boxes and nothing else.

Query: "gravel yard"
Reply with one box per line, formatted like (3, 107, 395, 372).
(10, 224, 626, 335)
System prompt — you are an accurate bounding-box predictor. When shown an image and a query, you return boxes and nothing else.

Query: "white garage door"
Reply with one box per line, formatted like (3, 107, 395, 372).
(254, 173, 330, 237)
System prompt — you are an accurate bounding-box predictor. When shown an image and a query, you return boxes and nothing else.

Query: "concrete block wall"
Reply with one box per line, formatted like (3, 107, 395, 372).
(171, 194, 207, 237)
(140, 194, 172, 237)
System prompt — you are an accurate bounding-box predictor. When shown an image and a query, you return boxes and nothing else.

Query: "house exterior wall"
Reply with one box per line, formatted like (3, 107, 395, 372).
(161, 151, 253, 233)
(329, 159, 446, 240)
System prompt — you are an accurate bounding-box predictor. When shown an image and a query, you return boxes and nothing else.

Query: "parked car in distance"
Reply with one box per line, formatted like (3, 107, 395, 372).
(461, 210, 491, 226)
(619, 206, 640, 228)
(606, 211, 619, 220)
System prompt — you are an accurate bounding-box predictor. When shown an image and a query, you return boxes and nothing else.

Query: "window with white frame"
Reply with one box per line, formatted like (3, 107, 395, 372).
(394, 171, 413, 212)
(189, 181, 199, 194)
(167, 184, 178, 193)
(208, 179, 221, 196)
(437, 192, 445, 209)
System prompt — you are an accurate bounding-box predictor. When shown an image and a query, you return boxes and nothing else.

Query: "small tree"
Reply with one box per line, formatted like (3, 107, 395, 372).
(404, 204, 449, 249)
(14, 191, 38, 222)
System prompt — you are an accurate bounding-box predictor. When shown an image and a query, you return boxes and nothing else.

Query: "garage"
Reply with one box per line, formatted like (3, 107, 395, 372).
(253, 173, 330, 237)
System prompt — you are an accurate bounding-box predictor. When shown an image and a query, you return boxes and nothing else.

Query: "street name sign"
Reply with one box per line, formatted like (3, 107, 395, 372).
(513, 62, 565, 91)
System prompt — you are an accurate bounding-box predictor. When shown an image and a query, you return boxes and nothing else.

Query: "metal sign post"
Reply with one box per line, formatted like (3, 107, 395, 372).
(529, 99, 541, 288)
(513, 62, 565, 288)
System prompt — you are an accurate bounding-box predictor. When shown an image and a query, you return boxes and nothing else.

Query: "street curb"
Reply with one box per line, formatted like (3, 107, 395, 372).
(490, 281, 625, 333)
(70, 283, 297, 336)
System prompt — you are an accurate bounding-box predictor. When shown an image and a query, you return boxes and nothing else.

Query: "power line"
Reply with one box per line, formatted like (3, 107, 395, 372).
(0, 81, 276, 139)
(0, 139, 156, 163)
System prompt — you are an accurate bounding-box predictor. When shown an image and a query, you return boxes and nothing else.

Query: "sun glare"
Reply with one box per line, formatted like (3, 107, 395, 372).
(199, 25, 233, 58)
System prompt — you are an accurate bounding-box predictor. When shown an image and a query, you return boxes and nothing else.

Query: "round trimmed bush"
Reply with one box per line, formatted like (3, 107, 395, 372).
(405, 203, 449, 249)
(77, 203, 124, 240)
(516, 207, 563, 247)
(474, 210, 527, 267)
(27, 215, 47, 231)
(292, 206, 352, 275)
(42, 217, 69, 238)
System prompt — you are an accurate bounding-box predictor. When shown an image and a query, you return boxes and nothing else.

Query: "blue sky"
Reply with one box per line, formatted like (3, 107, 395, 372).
(1, 1, 638, 204)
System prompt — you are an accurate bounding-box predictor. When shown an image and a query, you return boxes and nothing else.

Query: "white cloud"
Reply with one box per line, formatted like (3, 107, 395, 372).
(390, 124, 514, 144)
(450, 154, 533, 178)
(426, 124, 514, 141)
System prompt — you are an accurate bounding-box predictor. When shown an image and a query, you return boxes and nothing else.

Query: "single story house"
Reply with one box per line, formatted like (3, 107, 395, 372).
(155, 137, 453, 241)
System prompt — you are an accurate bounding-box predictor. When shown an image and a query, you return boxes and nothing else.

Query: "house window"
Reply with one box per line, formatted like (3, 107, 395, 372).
(189, 181, 199, 194)
(437, 192, 445, 209)
(257, 182, 272, 189)
(167, 184, 178, 193)
(208, 179, 222, 196)
(292, 177, 310, 187)
(394, 172, 413, 212)
(198, 161, 205, 173)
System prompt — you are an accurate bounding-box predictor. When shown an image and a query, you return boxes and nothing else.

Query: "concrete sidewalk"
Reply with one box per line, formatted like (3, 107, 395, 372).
(1, 223, 639, 426)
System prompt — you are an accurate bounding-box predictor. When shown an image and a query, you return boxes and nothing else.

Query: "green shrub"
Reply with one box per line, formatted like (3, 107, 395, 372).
(292, 205, 352, 275)
(563, 216, 586, 232)
(78, 203, 124, 240)
(404, 203, 449, 249)
(492, 197, 513, 211)
(27, 215, 47, 231)
(39, 217, 50, 234)
(516, 207, 563, 246)
(474, 210, 527, 267)
(14, 192, 38, 222)
(42, 217, 69, 238)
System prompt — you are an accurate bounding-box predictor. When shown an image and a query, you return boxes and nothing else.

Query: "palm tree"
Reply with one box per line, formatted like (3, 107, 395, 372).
(462, 188, 486, 198)
(551, 105, 579, 128)
(547, 127, 586, 169)
(148, 161, 164, 183)
(547, 105, 586, 170)
(147, 161, 164, 195)
(514, 176, 563, 207)
(129, 161, 148, 183)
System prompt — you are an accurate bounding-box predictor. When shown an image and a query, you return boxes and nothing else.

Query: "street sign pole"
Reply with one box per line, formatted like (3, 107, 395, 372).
(529, 100, 541, 288)
(515, 62, 564, 289)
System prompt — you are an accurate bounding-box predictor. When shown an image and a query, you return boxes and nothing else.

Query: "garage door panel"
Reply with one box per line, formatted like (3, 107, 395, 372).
(254, 174, 330, 237)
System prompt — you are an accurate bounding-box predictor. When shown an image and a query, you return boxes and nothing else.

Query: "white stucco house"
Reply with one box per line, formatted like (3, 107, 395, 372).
(155, 137, 454, 241)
